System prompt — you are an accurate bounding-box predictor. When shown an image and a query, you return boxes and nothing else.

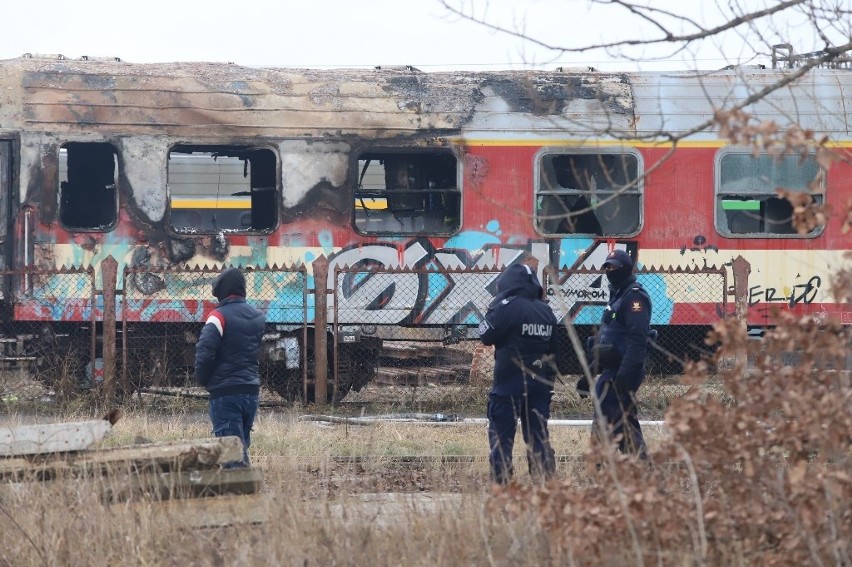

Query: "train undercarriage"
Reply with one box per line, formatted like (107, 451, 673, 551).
(0, 322, 382, 403)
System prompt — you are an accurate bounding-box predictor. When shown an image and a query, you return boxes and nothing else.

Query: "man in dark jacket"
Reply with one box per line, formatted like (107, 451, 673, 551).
(195, 267, 266, 467)
(479, 262, 558, 484)
(578, 249, 652, 456)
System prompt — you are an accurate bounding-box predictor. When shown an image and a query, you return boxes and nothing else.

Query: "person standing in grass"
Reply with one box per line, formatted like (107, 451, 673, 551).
(195, 267, 266, 467)
(576, 249, 652, 457)
(479, 260, 558, 485)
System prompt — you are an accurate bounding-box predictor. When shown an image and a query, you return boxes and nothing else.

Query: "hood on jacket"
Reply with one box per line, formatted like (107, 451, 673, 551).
(212, 267, 246, 301)
(493, 263, 542, 303)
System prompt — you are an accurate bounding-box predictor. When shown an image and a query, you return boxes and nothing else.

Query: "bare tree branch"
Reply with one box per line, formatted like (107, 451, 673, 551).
(439, 0, 811, 57)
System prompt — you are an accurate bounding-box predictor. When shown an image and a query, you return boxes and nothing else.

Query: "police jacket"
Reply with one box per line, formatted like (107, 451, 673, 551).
(597, 275, 652, 386)
(479, 264, 558, 396)
(195, 284, 266, 397)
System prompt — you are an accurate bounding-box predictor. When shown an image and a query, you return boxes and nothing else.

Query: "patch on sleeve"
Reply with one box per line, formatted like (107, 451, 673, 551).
(630, 300, 644, 312)
(205, 310, 225, 336)
(478, 319, 490, 335)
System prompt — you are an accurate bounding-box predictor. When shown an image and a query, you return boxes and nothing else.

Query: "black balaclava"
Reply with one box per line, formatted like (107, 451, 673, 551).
(603, 249, 634, 287)
(212, 267, 246, 301)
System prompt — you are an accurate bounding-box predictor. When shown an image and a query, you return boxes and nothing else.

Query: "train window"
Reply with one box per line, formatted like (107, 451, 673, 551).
(353, 151, 460, 235)
(167, 145, 278, 234)
(716, 151, 823, 237)
(535, 150, 642, 236)
(58, 143, 118, 231)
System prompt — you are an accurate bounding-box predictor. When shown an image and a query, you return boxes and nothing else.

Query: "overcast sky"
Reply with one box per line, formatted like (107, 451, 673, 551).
(0, 0, 839, 72)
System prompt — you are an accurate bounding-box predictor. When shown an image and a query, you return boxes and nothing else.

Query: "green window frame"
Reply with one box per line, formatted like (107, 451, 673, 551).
(715, 150, 824, 238)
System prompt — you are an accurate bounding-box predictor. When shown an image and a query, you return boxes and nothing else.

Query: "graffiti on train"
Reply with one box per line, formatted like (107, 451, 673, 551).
(328, 236, 640, 325)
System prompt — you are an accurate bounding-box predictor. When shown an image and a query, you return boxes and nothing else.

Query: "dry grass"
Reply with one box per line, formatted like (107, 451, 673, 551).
(2, 343, 848, 566)
(0, 405, 671, 566)
(0, 479, 574, 566)
(3, 349, 847, 564)
(2, 364, 843, 567)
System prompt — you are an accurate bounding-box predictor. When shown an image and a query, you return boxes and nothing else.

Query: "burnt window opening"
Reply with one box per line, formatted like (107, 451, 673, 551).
(536, 151, 642, 236)
(353, 151, 460, 235)
(59, 143, 118, 231)
(716, 152, 823, 238)
(168, 145, 278, 234)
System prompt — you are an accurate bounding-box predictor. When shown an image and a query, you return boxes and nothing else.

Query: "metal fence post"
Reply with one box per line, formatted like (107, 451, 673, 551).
(312, 255, 329, 405)
(120, 267, 128, 392)
(331, 266, 341, 405)
(89, 267, 97, 390)
(301, 266, 309, 404)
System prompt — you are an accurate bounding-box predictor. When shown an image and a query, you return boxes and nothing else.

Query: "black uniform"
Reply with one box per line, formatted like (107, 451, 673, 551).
(479, 263, 558, 484)
(585, 249, 652, 456)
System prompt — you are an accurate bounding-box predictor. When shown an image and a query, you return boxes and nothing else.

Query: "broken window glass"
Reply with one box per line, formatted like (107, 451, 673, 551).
(168, 145, 278, 234)
(353, 151, 460, 235)
(716, 151, 823, 237)
(58, 143, 118, 231)
(536, 151, 642, 236)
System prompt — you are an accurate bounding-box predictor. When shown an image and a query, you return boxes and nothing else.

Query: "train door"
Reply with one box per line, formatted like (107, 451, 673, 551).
(0, 141, 9, 272)
(0, 141, 11, 326)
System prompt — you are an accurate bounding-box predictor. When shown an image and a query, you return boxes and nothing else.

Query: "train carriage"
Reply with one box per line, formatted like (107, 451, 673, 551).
(0, 54, 848, 399)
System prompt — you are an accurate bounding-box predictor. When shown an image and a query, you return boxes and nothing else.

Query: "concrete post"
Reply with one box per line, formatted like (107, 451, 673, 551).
(100, 256, 118, 398)
(730, 255, 752, 374)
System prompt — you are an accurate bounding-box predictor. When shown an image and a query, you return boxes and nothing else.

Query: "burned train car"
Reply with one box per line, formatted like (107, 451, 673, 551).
(0, 55, 849, 399)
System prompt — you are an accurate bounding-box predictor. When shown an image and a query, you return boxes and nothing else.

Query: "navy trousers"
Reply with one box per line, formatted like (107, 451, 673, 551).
(593, 370, 646, 456)
(487, 390, 555, 484)
(209, 394, 259, 467)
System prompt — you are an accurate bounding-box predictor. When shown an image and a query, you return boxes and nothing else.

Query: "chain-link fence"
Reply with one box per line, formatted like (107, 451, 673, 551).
(121, 264, 308, 399)
(548, 266, 728, 376)
(0, 267, 97, 401)
(0, 259, 730, 411)
(332, 265, 504, 410)
(331, 264, 728, 412)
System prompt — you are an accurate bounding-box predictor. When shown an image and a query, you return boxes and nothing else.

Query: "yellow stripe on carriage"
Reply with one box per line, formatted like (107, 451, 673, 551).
(170, 199, 250, 209)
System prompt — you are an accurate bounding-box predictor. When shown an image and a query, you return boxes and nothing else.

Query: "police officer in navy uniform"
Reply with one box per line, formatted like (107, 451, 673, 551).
(578, 249, 652, 456)
(479, 261, 558, 484)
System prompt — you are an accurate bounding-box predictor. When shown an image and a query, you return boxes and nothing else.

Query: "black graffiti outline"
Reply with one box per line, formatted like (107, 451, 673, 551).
(747, 275, 821, 307)
(328, 239, 542, 325)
